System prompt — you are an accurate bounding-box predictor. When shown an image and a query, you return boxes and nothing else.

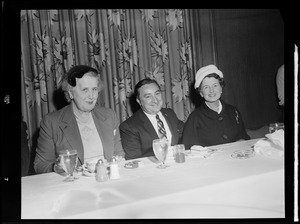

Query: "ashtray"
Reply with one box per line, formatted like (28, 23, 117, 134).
(231, 149, 255, 159)
(124, 160, 143, 169)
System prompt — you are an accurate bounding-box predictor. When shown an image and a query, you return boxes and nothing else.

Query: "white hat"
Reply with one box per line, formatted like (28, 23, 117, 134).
(194, 64, 223, 89)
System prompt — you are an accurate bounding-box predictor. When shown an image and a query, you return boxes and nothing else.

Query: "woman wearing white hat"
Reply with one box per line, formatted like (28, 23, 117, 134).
(182, 64, 250, 149)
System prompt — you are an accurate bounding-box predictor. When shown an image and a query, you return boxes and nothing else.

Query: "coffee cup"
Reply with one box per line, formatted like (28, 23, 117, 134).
(85, 161, 97, 173)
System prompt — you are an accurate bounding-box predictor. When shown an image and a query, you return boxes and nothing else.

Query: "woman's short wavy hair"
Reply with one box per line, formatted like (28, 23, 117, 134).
(61, 65, 103, 103)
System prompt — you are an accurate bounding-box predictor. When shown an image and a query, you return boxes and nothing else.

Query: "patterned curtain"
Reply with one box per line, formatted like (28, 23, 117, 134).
(21, 9, 197, 150)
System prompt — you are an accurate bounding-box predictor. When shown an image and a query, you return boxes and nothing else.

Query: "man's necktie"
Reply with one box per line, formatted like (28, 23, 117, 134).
(156, 114, 167, 139)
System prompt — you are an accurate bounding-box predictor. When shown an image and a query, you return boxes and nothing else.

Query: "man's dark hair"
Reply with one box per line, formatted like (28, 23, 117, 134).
(134, 78, 160, 99)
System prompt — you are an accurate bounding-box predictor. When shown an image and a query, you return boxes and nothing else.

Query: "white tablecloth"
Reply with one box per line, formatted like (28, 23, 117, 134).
(21, 139, 284, 219)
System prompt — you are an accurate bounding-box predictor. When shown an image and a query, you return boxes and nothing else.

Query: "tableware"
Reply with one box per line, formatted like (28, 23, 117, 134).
(59, 149, 78, 182)
(82, 157, 105, 173)
(109, 157, 120, 180)
(96, 159, 109, 182)
(268, 122, 284, 133)
(82, 170, 96, 177)
(124, 162, 139, 169)
(173, 144, 186, 163)
(189, 146, 222, 158)
(85, 161, 97, 173)
(231, 148, 255, 159)
(152, 138, 169, 169)
(124, 160, 143, 169)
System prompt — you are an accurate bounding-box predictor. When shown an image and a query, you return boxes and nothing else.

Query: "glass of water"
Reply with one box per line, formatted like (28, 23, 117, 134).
(269, 123, 284, 133)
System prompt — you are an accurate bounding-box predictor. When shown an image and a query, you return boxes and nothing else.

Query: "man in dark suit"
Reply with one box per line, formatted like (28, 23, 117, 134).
(120, 78, 184, 160)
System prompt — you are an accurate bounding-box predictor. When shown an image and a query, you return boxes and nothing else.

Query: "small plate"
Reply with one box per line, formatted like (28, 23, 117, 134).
(231, 149, 255, 159)
(82, 170, 96, 177)
(124, 162, 139, 169)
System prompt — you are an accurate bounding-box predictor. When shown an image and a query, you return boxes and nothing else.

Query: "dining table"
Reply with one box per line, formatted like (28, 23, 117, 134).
(21, 138, 285, 219)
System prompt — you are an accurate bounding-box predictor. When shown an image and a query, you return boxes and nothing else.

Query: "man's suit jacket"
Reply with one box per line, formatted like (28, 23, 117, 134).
(119, 108, 184, 160)
(34, 104, 124, 174)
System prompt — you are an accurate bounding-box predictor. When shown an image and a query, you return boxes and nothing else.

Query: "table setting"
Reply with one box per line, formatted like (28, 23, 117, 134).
(22, 132, 285, 219)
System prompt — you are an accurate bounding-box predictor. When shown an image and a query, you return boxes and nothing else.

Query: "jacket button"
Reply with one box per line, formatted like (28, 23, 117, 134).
(218, 116, 223, 121)
(223, 134, 228, 140)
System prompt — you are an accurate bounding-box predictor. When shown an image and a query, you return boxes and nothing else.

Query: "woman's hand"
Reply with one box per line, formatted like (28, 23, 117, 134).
(53, 156, 65, 174)
(115, 155, 125, 162)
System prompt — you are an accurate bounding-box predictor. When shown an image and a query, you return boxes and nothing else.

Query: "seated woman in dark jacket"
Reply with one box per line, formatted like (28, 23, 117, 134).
(182, 64, 250, 149)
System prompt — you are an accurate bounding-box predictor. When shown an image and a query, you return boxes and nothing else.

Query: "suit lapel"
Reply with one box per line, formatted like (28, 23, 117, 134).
(91, 108, 110, 159)
(59, 105, 84, 165)
(137, 110, 159, 139)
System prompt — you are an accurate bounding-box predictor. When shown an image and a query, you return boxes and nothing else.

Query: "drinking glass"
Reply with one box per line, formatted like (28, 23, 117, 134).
(59, 149, 78, 182)
(173, 144, 186, 163)
(269, 123, 284, 133)
(152, 138, 169, 169)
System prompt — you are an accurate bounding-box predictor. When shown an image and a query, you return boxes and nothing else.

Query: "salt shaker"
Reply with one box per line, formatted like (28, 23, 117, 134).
(96, 159, 108, 182)
(109, 157, 120, 179)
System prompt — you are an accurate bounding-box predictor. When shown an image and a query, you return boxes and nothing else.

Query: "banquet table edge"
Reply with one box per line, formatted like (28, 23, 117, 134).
(21, 138, 285, 219)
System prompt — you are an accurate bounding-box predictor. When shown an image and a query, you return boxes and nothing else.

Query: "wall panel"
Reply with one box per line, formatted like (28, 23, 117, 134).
(213, 9, 284, 129)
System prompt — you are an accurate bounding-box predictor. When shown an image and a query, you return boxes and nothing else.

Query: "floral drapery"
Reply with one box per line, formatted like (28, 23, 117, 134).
(21, 9, 196, 149)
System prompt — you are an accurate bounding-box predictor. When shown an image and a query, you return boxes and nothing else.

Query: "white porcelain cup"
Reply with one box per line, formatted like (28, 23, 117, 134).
(85, 161, 97, 173)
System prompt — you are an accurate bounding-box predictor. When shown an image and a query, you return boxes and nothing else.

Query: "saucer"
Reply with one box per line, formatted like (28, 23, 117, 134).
(82, 170, 96, 177)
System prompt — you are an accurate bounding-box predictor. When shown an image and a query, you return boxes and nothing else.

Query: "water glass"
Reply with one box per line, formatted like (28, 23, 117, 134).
(173, 144, 186, 163)
(58, 149, 78, 182)
(269, 123, 284, 133)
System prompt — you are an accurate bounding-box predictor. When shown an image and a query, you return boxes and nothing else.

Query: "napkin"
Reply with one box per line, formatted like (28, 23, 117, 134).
(190, 145, 215, 158)
(253, 130, 284, 157)
(190, 145, 208, 152)
(265, 129, 284, 150)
